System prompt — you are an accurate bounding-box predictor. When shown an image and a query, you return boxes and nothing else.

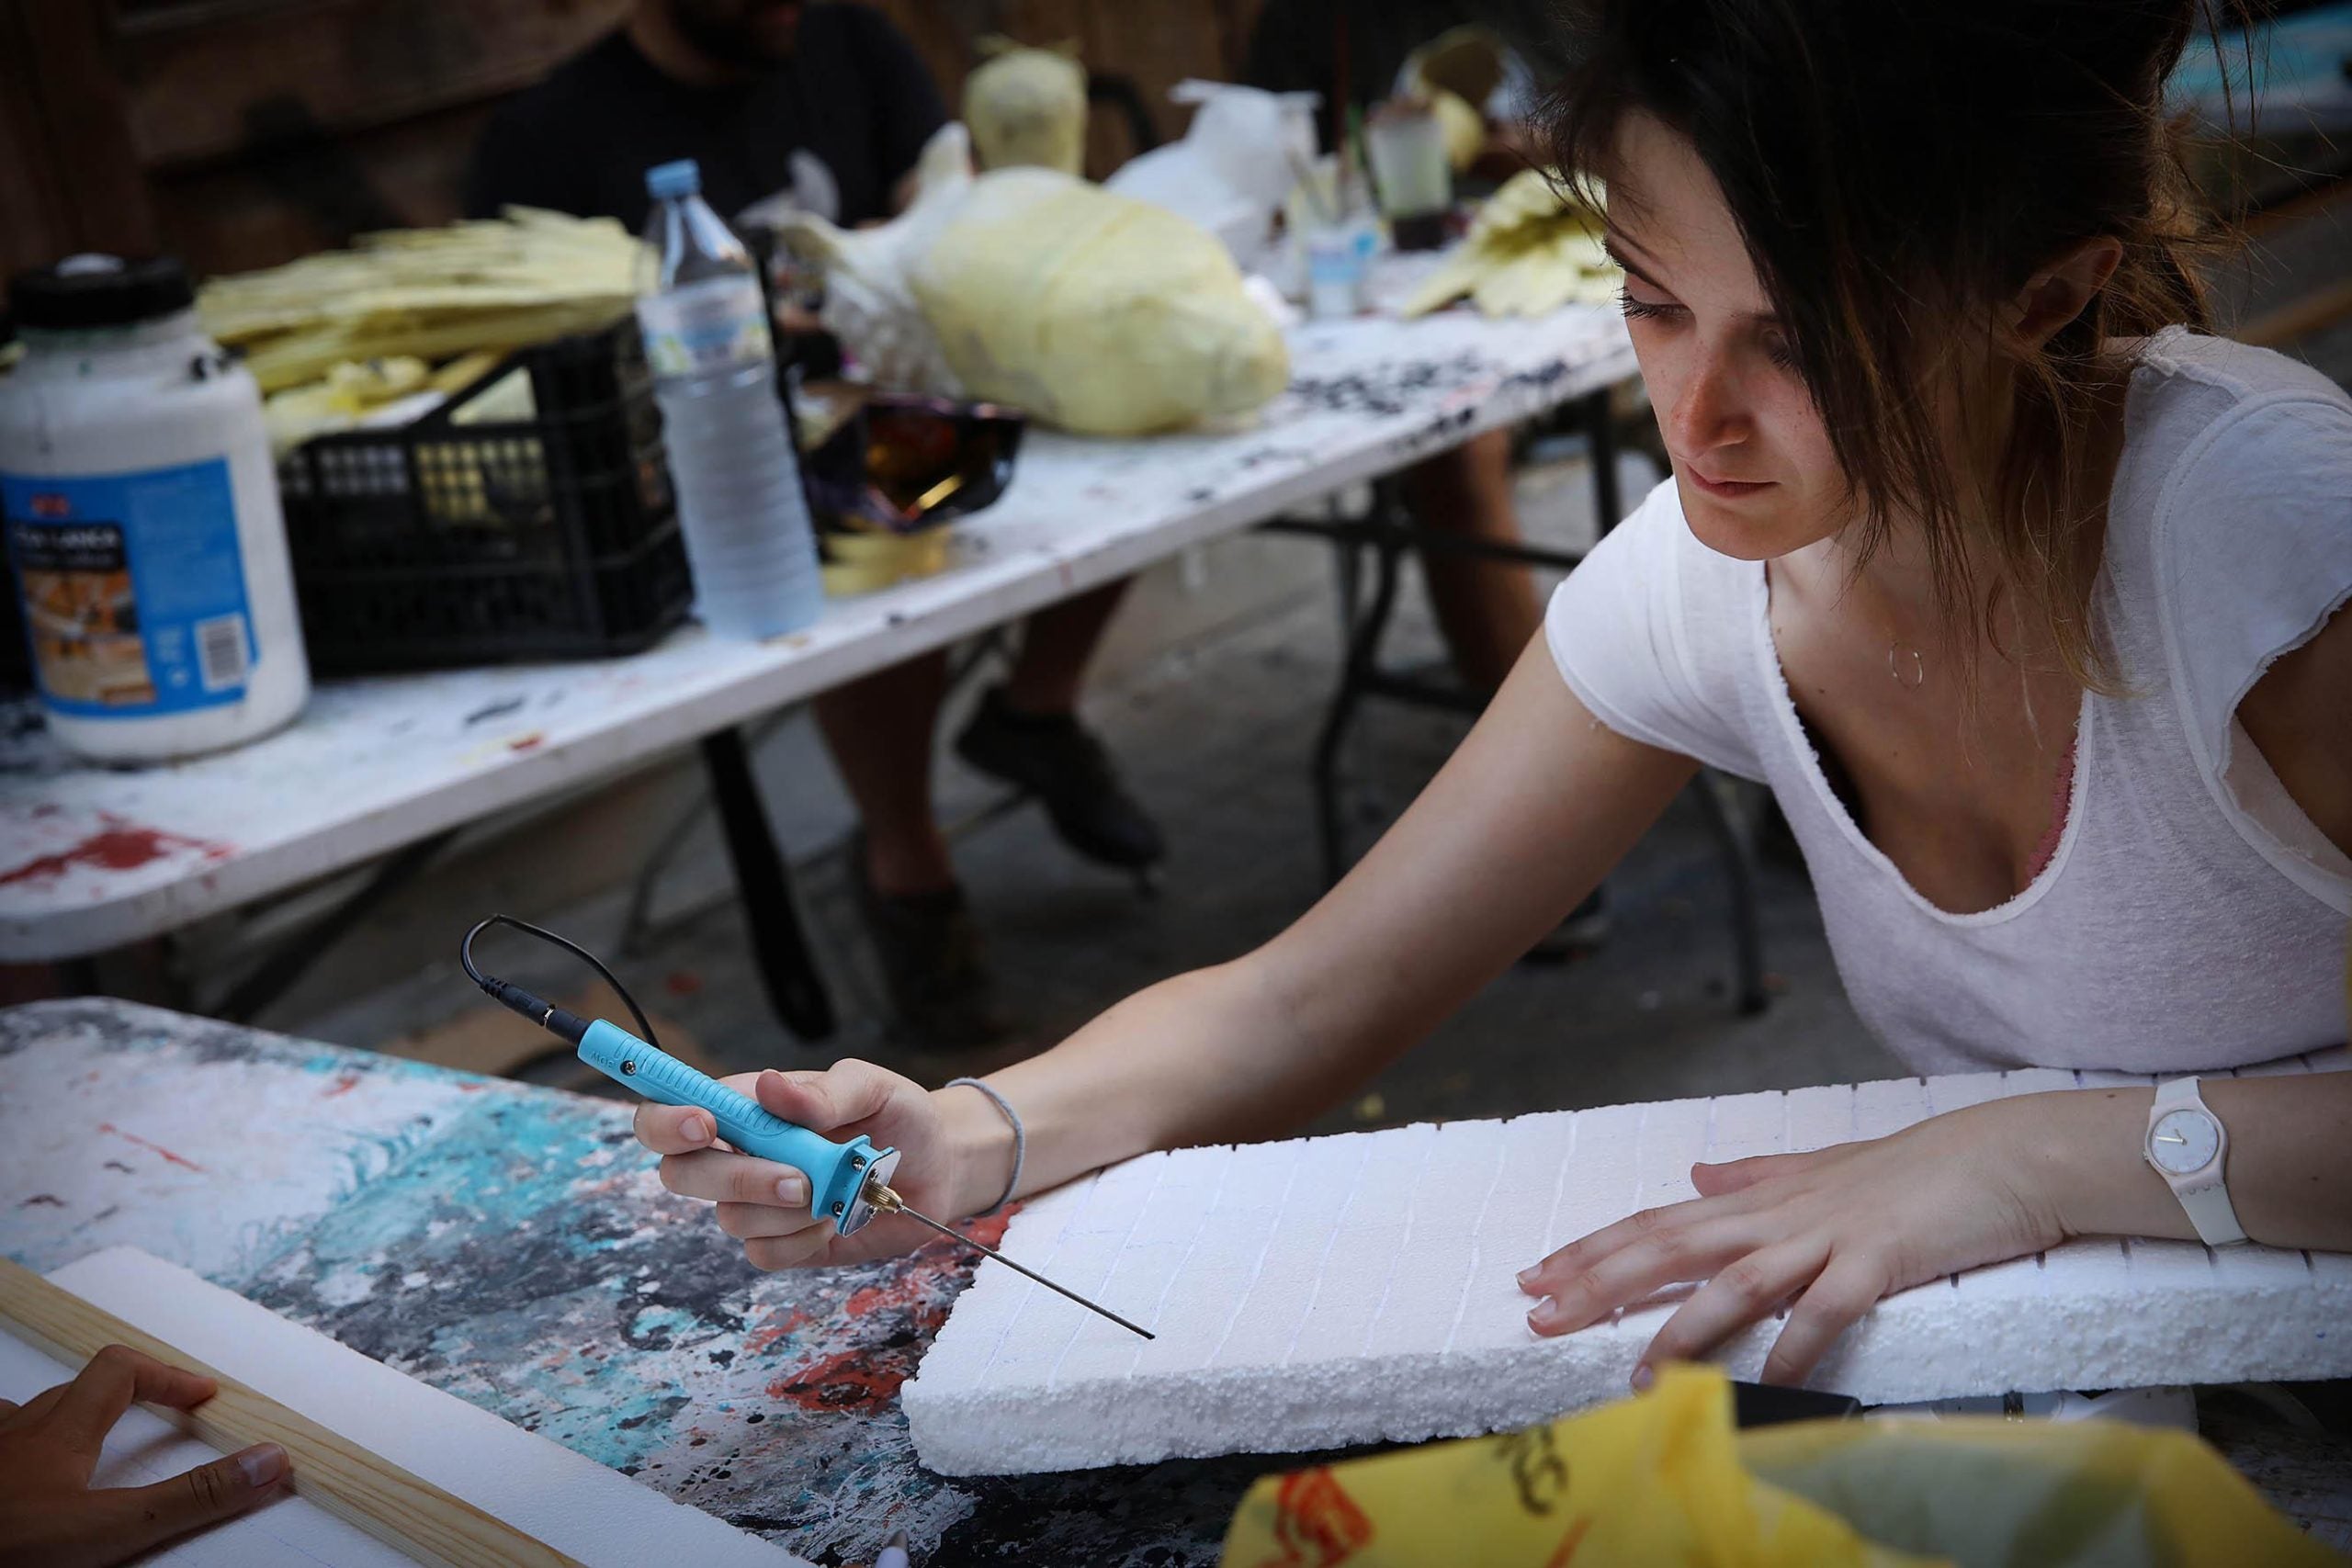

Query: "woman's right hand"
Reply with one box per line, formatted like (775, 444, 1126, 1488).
(632, 1060, 990, 1269)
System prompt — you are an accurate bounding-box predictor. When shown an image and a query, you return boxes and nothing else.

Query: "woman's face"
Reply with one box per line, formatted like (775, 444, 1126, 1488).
(1606, 112, 1849, 561)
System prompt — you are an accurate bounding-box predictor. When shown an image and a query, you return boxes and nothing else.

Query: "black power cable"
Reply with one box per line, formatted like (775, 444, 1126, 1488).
(459, 914, 662, 1051)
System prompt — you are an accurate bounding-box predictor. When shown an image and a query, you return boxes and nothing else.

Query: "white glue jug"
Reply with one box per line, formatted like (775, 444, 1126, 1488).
(0, 255, 308, 761)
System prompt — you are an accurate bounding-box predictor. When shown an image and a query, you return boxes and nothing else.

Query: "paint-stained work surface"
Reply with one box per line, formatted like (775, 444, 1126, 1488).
(0, 999, 1315, 1564)
(10, 1001, 2346, 1562)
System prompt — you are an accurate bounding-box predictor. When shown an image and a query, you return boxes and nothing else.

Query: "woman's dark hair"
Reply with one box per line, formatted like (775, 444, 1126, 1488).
(1544, 0, 2231, 688)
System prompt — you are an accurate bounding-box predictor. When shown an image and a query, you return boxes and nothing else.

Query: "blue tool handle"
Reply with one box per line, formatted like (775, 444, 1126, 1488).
(576, 1019, 885, 1234)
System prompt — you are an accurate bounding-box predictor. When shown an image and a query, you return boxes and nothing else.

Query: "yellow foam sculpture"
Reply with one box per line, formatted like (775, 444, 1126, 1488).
(965, 38, 1088, 175)
(787, 125, 1289, 438)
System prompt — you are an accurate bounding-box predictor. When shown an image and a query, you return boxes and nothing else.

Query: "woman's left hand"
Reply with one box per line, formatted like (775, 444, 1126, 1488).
(1517, 1099, 2065, 1387)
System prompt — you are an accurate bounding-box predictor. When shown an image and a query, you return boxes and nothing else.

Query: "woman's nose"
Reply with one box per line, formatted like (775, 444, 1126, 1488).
(1666, 347, 1751, 456)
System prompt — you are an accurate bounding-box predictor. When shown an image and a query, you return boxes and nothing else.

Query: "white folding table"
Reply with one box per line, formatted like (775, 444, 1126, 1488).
(0, 306, 1639, 1029)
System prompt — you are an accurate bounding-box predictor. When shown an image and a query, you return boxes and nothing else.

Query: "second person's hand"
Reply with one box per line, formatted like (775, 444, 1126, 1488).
(0, 1344, 289, 1568)
(633, 1060, 998, 1269)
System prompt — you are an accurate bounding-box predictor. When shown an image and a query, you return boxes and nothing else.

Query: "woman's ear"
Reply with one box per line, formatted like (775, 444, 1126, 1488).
(2008, 236, 2124, 350)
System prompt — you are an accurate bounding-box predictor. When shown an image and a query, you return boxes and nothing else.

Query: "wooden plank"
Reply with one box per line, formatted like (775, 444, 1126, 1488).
(116, 0, 627, 170)
(0, 6, 75, 280)
(0, 1255, 578, 1568)
(0, 0, 156, 271)
(150, 98, 492, 276)
(2240, 277, 2352, 348)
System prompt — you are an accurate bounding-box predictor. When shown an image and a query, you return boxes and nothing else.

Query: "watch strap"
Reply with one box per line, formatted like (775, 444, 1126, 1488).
(2177, 1178, 2248, 1247)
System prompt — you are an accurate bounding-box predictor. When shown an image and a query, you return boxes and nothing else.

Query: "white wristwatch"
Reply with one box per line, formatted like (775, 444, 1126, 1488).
(2143, 1077, 2247, 1247)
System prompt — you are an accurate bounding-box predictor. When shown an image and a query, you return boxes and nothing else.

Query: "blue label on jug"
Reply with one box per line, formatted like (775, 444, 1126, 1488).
(3, 458, 256, 717)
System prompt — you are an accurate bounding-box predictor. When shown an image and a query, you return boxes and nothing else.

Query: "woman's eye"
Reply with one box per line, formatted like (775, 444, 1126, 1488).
(1763, 333, 1798, 371)
(1617, 288, 1680, 322)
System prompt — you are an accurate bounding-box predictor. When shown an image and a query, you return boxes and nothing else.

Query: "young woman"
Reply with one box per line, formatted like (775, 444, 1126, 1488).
(638, 0, 2352, 1386)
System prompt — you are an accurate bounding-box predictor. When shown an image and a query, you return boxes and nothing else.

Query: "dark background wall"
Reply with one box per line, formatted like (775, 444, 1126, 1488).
(0, 0, 1269, 283)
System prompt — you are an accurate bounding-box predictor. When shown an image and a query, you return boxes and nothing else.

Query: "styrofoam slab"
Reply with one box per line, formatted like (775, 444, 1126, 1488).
(903, 1054, 2351, 1474)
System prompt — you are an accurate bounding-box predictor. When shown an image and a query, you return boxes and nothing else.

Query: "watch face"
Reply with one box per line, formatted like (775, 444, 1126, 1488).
(2149, 1108, 2220, 1175)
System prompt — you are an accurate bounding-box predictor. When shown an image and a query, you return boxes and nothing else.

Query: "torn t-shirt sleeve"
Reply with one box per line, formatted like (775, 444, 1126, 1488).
(1543, 477, 1765, 780)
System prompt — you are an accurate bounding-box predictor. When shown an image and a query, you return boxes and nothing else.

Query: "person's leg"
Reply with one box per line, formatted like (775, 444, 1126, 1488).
(813, 652, 955, 896)
(1398, 428, 1543, 693)
(815, 653, 1005, 1045)
(956, 579, 1164, 870)
(999, 580, 1129, 716)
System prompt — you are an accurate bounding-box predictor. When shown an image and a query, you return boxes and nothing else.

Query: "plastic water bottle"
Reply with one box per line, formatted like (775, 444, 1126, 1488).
(637, 159, 823, 640)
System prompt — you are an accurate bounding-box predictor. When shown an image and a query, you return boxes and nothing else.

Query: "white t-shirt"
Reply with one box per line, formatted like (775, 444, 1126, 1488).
(1545, 329, 2352, 1075)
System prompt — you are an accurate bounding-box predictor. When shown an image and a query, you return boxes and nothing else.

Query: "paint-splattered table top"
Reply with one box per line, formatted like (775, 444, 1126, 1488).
(8, 1003, 2350, 1562)
(0, 307, 1636, 961)
(0, 998, 1364, 1564)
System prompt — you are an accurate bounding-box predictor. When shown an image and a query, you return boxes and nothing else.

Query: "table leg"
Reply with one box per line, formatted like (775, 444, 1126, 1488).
(1584, 386, 1624, 535)
(699, 727, 836, 1041)
(216, 830, 456, 1024)
(1312, 501, 1408, 888)
(1690, 773, 1770, 1015)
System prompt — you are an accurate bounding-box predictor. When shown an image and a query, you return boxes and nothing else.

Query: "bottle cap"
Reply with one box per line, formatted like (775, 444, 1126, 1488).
(10, 254, 196, 331)
(645, 160, 702, 199)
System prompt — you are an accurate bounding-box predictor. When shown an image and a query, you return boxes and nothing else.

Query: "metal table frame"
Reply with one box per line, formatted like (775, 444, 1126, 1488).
(1266, 387, 1768, 1014)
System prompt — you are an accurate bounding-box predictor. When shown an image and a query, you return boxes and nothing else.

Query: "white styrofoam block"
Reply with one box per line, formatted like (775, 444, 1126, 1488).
(1850, 1077, 1928, 1138)
(902, 1052, 2352, 1475)
(1704, 1089, 1788, 1166)
(1782, 1082, 1857, 1153)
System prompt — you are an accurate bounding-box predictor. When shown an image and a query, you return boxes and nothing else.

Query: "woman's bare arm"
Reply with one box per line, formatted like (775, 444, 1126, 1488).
(978, 637, 1700, 1204)
(632, 637, 1700, 1269)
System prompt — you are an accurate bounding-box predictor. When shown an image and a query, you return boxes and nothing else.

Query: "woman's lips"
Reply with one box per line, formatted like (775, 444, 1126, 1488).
(1682, 466, 1774, 499)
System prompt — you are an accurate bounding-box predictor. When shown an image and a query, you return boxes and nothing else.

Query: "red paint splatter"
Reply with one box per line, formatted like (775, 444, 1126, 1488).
(741, 1305, 812, 1355)
(766, 1347, 912, 1411)
(97, 1122, 207, 1172)
(755, 1209, 1023, 1414)
(508, 733, 545, 752)
(0, 815, 234, 887)
(321, 1072, 362, 1099)
(963, 1207, 1015, 1249)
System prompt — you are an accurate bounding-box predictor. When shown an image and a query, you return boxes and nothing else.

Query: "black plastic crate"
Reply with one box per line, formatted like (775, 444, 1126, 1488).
(278, 318, 692, 675)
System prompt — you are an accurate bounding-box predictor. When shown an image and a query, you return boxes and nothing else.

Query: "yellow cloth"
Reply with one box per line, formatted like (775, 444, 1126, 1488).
(1399, 168, 1619, 321)
(1222, 1365, 2338, 1568)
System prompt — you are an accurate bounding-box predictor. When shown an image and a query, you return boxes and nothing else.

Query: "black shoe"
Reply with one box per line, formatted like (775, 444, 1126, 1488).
(954, 688, 1166, 870)
(847, 839, 1009, 1048)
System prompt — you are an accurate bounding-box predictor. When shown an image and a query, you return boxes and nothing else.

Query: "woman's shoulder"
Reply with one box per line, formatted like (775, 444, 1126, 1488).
(2123, 328, 2352, 475)
(2132, 326, 2350, 404)
(1544, 476, 1767, 779)
(2114, 330, 2350, 570)
(2109, 330, 2350, 772)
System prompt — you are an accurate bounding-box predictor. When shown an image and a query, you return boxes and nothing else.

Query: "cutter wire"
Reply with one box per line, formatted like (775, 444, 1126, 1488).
(866, 1181, 1155, 1340)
